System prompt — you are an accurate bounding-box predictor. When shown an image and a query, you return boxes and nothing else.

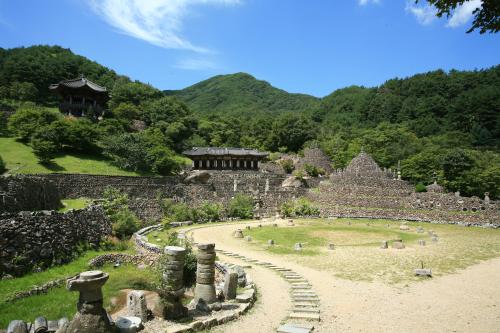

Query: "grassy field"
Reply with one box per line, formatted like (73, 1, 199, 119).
(242, 218, 500, 283)
(0, 137, 141, 176)
(58, 198, 92, 212)
(0, 250, 155, 327)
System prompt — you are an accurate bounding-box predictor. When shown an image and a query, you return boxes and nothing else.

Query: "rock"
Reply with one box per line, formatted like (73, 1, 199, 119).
(399, 225, 410, 231)
(127, 290, 148, 322)
(7, 320, 28, 333)
(195, 298, 211, 313)
(328, 243, 334, 250)
(415, 268, 432, 277)
(431, 236, 439, 242)
(184, 170, 211, 184)
(392, 240, 405, 249)
(268, 239, 275, 246)
(294, 243, 302, 251)
(281, 176, 303, 188)
(277, 323, 315, 333)
(380, 240, 388, 249)
(115, 316, 143, 333)
(233, 229, 244, 238)
(210, 302, 222, 311)
(245, 236, 252, 242)
(223, 271, 238, 300)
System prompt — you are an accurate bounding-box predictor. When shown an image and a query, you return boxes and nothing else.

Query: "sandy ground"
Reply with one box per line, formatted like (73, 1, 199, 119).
(190, 221, 500, 333)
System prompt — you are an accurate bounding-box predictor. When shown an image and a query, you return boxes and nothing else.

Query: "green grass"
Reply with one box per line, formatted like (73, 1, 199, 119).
(58, 198, 92, 212)
(245, 219, 422, 255)
(0, 137, 141, 176)
(0, 248, 154, 327)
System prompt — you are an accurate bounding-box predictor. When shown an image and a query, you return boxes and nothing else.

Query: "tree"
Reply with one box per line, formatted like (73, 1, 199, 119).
(228, 194, 254, 219)
(267, 114, 315, 152)
(0, 155, 6, 173)
(418, 0, 500, 33)
(8, 106, 60, 141)
(31, 136, 58, 164)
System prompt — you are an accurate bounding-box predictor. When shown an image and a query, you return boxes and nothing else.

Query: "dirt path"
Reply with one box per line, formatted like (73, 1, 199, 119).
(189, 220, 500, 333)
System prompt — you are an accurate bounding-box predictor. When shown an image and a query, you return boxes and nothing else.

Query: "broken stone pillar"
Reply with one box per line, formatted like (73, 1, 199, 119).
(268, 239, 275, 246)
(294, 243, 302, 251)
(127, 290, 148, 322)
(58, 270, 114, 333)
(431, 235, 439, 242)
(233, 229, 244, 238)
(380, 240, 388, 249)
(245, 236, 252, 242)
(328, 243, 335, 250)
(162, 246, 188, 320)
(194, 243, 216, 304)
(223, 271, 238, 300)
(287, 219, 295, 226)
(418, 240, 426, 246)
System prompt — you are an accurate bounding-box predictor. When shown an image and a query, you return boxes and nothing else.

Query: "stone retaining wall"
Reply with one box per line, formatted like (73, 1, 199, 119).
(0, 175, 61, 213)
(0, 205, 111, 277)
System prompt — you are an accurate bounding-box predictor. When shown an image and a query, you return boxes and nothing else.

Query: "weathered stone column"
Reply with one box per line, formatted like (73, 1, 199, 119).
(162, 246, 188, 320)
(194, 243, 216, 304)
(57, 270, 113, 333)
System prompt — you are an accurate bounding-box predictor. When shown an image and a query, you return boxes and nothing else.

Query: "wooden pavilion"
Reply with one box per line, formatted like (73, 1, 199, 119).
(183, 147, 269, 170)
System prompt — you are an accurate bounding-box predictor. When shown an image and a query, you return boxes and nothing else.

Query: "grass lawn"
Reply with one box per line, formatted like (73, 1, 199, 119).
(0, 250, 155, 327)
(58, 198, 92, 212)
(0, 137, 141, 176)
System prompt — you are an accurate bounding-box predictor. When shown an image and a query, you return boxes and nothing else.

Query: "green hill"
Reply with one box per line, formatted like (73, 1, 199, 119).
(166, 72, 320, 116)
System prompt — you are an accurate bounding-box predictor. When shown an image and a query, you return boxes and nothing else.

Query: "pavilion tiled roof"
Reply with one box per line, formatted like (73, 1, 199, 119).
(183, 147, 268, 158)
(49, 76, 107, 93)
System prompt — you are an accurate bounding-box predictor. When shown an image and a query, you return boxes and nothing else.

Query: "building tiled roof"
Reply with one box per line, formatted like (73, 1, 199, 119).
(49, 76, 107, 93)
(183, 147, 268, 158)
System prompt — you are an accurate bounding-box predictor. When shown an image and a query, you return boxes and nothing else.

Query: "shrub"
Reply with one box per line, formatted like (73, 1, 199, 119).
(415, 182, 427, 192)
(8, 106, 60, 141)
(292, 169, 306, 180)
(279, 159, 295, 174)
(31, 136, 58, 164)
(162, 199, 192, 222)
(111, 208, 140, 239)
(195, 201, 223, 223)
(280, 197, 320, 217)
(228, 193, 254, 219)
(304, 163, 326, 177)
(0, 155, 5, 173)
(102, 187, 140, 239)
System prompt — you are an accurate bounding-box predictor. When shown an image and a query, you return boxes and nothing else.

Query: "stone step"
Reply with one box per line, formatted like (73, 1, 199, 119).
(293, 307, 320, 313)
(291, 282, 310, 286)
(293, 302, 319, 308)
(286, 279, 307, 283)
(276, 268, 291, 272)
(291, 285, 311, 290)
(292, 293, 317, 298)
(277, 323, 315, 333)
(289, 312, 321, 321)
(292, 297, 319, 303)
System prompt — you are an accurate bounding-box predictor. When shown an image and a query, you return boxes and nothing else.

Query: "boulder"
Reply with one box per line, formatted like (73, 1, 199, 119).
(281, 176, 304, 188)
(184, 171, 211, 184)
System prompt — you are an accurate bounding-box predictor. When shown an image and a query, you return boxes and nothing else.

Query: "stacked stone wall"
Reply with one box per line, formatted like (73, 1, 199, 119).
(0, 205, 111, 277)
(0, 175, 61, 212)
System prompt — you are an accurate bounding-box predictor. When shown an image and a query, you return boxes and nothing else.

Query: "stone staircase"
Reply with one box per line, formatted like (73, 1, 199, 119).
(216, 249, 320, 333)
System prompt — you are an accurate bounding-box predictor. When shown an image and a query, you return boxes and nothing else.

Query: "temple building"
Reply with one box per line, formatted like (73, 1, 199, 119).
(49, 75, 109, 117)
(183, 147, 269, 170)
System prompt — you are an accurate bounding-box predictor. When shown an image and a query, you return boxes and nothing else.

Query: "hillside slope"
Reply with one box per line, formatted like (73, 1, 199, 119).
(166, 72, 320, 116)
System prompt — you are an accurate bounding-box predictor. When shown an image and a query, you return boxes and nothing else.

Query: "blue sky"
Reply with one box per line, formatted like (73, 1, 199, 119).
(0, 0, 499, 97)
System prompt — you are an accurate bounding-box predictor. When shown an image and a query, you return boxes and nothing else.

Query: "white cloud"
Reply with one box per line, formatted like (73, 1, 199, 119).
(358, 0, 380, 6)
(446, 0, 481, 28)
(174, 58, 218, 70)
(405, 1, 438, 26)
(89, 0, 242, 53)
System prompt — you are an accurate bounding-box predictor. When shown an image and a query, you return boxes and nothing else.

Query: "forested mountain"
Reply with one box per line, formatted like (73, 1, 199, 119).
(165, 72, 320, 116)
(0, 45, 499, 198)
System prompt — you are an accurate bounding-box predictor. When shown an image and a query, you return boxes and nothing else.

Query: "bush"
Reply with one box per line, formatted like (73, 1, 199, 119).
(102, 187, 140, 239)
(280, 197, 320, 217)
(193, 201, 223, 223)
(0, 155, 5, 173)
(415, 182, 427, 192)
(304, 163, 326, 177)
(279, 159, 295, 174)
(31, 136, 58, 164)
(111, 208, 140, 239)
(228, 193, 254, 219)
(162, 199, 192, 222)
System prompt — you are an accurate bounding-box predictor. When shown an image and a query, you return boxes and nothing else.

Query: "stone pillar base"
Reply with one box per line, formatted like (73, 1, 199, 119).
(194, 283, 216, 304)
